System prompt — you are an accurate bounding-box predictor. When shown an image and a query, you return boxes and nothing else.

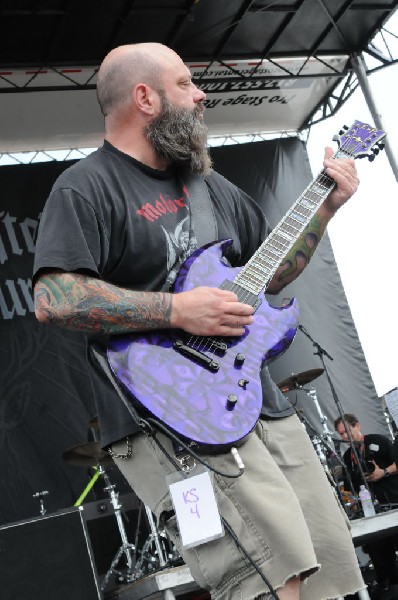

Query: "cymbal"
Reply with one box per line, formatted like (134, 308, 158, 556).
(277, 368, 324, 392)
(63, 441, 113, 468)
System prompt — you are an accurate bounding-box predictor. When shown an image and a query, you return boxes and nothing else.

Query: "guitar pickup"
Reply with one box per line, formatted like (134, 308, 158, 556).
(174, 339, 220, 372)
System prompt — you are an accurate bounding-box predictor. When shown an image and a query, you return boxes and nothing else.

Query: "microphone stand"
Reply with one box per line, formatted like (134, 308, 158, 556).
(298, 324, 372, 501)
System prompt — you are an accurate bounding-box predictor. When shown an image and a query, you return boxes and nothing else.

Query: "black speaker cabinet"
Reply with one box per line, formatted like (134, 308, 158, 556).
(0, 507, 101, 600)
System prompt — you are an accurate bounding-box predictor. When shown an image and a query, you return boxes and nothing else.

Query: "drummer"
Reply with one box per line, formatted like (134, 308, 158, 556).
(335, 413, 398, 591)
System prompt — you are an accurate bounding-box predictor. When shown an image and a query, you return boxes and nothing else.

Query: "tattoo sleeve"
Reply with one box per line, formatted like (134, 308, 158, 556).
(270, 212, 329, 291)
(34, 272, 173, 334)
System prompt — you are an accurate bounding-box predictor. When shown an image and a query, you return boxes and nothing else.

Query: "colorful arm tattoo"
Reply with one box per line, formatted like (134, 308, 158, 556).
(274, 212, 328, 286)
(34, 272, 173, 334)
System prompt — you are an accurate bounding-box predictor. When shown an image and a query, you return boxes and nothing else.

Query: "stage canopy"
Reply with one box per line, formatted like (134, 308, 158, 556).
(1, 0, 398, 153)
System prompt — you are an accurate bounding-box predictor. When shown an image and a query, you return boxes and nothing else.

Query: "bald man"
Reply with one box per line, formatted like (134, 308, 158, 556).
(33, 43, 364, 599)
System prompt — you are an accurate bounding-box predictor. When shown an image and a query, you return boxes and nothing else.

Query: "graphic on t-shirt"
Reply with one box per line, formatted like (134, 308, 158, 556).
(136, 191, 188, 222)
(162, 216, 197, 287)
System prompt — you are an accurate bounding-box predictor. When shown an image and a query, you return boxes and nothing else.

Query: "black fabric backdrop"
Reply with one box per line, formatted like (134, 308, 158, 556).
(0, 139, 387, 526)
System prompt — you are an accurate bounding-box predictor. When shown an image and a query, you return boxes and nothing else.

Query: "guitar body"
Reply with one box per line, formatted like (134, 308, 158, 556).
(107, 239, 299, 451)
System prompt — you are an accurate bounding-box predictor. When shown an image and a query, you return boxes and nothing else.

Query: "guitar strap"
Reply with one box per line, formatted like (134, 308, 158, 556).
(168, 171, 218, 457)
(184, 172, 218, 246)
(161, 171, 218, 292)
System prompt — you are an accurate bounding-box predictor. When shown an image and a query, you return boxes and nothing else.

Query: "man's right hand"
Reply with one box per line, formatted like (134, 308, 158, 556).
(171, 286, 254, 336)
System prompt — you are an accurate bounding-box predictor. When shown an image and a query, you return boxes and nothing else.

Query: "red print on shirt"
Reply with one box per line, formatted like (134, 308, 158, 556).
(136, 186, 189, 222)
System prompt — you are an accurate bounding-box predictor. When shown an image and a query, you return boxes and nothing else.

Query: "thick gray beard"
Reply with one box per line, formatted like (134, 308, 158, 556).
(145, 95, 212, 175)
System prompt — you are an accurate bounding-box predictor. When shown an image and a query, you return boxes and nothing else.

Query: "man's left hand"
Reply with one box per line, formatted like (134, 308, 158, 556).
(322, 146, 359, 215)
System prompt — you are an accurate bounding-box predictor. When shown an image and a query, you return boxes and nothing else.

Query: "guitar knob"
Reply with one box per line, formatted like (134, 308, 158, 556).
(226, 395, 238, 410)
(235, 353, 245, 367)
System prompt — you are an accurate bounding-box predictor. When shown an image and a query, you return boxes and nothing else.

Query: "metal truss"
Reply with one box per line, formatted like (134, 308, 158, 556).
(304, 19, 398, 129)
(0, 147, 96, 167)
(0, 130, 307, 166)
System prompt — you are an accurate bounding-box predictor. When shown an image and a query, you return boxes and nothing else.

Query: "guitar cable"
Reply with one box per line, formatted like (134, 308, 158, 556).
(91, 344, 280, 600)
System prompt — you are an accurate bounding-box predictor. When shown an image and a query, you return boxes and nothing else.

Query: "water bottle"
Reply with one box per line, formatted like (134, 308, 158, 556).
(359, 485, 376, 517)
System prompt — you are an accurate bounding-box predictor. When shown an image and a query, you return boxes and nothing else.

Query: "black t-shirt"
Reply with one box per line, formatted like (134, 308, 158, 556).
(343, 433, 398, 505)
(33, 141, 294, 447)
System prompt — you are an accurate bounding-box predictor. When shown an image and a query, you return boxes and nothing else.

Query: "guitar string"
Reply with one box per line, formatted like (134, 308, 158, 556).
(184, 128, 371, 356)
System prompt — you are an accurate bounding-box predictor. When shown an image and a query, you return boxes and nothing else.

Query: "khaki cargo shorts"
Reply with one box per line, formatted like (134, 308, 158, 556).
(111, 414, 365, 600)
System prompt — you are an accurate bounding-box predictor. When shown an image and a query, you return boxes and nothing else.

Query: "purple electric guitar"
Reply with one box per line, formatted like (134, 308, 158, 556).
(107, 120, 386, 451)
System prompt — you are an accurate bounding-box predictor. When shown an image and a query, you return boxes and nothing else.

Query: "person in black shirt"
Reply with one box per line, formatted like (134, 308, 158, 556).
(335, 413, 398, 505)
(335, 413, 398, 590)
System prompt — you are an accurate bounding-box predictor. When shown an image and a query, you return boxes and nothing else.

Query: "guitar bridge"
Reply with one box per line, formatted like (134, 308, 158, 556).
(212, 340, 227, 355)
(173, 339, 220, 372)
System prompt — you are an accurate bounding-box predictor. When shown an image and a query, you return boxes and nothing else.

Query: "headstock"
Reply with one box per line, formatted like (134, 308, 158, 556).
(333, 120, 386, 161)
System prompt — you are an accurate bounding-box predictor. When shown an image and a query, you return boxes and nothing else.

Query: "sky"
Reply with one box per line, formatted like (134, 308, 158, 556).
(306, 61, 398, 398)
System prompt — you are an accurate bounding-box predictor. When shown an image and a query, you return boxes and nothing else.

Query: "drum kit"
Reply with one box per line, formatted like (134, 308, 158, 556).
(61, 417, 182, 595)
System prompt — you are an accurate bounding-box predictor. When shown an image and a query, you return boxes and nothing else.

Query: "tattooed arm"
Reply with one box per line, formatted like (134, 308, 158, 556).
(267, 146, 359, 294)
(34, 273, 173, 333)
(34, 272, 254, 337)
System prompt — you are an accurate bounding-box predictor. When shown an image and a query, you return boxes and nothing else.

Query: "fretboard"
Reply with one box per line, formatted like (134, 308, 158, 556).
(234, 149, 349, 295)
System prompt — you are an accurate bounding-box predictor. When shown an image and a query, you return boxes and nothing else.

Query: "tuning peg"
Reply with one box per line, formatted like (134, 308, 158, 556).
(377, 142, 385, 150)
(368, 153, 376, 162)
(373, 147, 380, 155)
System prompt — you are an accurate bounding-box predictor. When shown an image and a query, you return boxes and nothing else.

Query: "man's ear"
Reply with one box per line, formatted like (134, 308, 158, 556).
(133, 83, 158, 116)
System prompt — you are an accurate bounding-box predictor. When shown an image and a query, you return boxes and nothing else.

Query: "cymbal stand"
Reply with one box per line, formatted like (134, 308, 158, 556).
(33, 490, 49, 516)
(133, 505, 169, 578)
(99, 465, 137, 593)
(305, 387, 336, 448)
(294, 404, 346, 488)
(382, 405, 395, 440)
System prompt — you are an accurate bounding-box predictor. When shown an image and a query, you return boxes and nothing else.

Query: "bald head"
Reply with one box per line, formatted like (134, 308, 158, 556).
(96, 43, 182, 117)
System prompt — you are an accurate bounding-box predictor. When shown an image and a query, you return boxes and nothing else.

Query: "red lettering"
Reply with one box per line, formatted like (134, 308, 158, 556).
(155, 200, 167, 214)
(136, 203, 162, 222)
(174, 198, 187, 208)
(160, 195, 177, 213)
(136, 191, 188, 222)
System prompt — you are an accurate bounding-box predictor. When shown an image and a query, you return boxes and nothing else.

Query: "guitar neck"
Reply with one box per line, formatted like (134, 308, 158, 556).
(234, 148, 350, 296)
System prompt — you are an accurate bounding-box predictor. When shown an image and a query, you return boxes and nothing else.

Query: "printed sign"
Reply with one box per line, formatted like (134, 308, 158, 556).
(187, 56, 349, 135)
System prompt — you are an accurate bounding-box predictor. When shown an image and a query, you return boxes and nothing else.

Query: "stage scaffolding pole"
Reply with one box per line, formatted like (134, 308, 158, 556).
(351, 52, 398, 183)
